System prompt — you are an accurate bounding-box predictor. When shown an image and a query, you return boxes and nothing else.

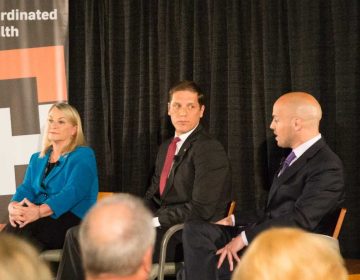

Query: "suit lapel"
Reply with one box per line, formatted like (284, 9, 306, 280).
(42, 153, 69, 187)
(161, 125, 203, 198)
(34, 153, 51, 189)
(267, 138, 326, 206)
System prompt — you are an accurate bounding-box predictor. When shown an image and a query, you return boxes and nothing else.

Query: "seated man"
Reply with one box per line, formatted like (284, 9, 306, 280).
(182, 92, 345, 280)
(78, 194, 155, 280)
(56, 80, 231, 280)
(232, 228, 348, 280)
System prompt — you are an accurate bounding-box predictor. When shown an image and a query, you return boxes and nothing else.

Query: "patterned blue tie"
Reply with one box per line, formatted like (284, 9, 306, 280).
(278, 151, 296, 176)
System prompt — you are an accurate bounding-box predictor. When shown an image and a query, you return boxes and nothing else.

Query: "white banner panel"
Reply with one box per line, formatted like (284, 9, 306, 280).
(0, 1, 68, 199)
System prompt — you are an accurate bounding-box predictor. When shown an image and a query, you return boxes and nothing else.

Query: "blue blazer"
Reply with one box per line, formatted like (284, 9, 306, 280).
(12, 146, 99, 219)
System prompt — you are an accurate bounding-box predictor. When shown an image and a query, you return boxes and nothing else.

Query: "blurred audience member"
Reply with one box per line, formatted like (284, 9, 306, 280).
(79, 193, 156, 280)
(0, 233, 52, 280)
(232, 228, 348, 280)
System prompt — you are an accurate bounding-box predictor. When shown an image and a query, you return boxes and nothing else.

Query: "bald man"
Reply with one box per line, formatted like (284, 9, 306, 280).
(78, 194, 155, 280)
(182, 92, 345, 280)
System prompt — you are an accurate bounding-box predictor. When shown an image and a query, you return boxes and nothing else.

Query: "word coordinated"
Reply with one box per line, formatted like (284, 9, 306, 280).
(1, 9, 58, 21)
(0, 9, 58, 38)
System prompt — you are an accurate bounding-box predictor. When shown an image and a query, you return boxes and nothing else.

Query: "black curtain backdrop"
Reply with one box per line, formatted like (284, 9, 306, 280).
(68, 0, 360, 258)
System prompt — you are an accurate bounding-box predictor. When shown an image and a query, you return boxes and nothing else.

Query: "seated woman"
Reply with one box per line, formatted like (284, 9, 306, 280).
(3, 103, 99, 250)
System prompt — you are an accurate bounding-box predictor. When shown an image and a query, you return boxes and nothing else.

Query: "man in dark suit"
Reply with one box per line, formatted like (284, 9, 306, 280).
(144, 80, 231, 262)
(181, 92, 345, 280)
(56, 81, 231, 280)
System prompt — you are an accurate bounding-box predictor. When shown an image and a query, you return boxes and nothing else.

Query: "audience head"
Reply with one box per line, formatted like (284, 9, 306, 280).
(79, 193, 156, 280)
(232, 228, 348, 280)
(0, 233, 52, 280)
(270, 92, 322, 149)
(41, 102, 85, 157)
(168, 80, 205, 135)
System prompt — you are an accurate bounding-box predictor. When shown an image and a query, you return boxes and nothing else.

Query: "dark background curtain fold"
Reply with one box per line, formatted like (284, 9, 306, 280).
(68, 0, 360, 258)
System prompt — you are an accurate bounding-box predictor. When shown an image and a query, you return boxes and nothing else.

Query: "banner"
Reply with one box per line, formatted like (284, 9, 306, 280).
(0, 0, 68, 201)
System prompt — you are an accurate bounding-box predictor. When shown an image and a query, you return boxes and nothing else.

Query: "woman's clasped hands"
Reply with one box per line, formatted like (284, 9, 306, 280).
(8, 198, 40, 228)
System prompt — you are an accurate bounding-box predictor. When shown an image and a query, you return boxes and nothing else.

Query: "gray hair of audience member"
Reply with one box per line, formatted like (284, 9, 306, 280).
(0, 233, 52, 280)
(79, 193, 156, 277)
(232, 228, 348, 280)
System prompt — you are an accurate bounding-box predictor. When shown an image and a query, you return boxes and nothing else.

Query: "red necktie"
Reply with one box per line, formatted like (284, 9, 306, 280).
(159, 137, 180, 195)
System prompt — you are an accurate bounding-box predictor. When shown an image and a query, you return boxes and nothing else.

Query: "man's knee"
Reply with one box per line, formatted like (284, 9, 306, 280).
(183, 220, 213, 242)
(65, 225, 80, 246)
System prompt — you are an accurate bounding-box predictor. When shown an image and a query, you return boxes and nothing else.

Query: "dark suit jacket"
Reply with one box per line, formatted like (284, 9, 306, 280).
(145, 125, 231, 228)
(241, 138, 345, 242)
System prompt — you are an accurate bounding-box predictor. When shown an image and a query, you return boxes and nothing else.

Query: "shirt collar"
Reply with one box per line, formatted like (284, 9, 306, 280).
(175, 123, 198, 142)
(174, 123, 199, 153)
(293, 134, 322, 159)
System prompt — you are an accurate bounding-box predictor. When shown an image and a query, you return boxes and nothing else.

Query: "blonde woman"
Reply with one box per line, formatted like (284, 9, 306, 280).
(4, 103, 98, 250)
(232, 228, 348, 280)
(0, 233, 52, 280)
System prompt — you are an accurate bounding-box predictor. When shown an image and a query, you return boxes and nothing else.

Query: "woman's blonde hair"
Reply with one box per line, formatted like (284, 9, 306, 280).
(232, 228, 348, 280)
(0, 233, 52, 280)
(40, 102, 86, 157)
